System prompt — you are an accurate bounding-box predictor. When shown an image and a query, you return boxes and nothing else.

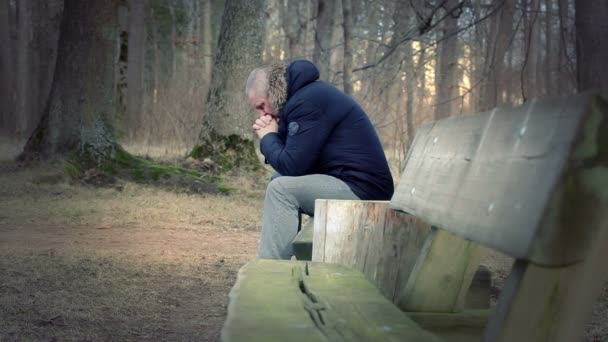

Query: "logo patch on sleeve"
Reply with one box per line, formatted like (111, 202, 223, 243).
(288, 122, 300, 136)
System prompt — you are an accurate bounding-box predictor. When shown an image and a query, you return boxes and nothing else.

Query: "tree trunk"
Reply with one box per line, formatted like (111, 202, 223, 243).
(482, 0, 515, 110)
(575, 0, 608, 91)
(533, 0, 544, 96)
(202, 0, 213, 85)
(524, 0, 541, 99)
(416, 43, 427, 117)
(193, 0, 265, 171)
(36, 0, 63, 137)
(434, 0, 460, 120)
(342, 0, 354, 95)
(144, 4, 158, 124)
(403, 43, 416, 150)
(282, 0, 306, 59)
(391, 0, 416, 148)
(313, 0, 335, 81)
(127, 0, 145, 140)
(15, 0, 33, 139)
(0, 0, 14, 136)
(556, 0, 569, 95)
(545, 0, 554, 96)
(151, 3, 175, 90)
(20, 0, 118, 161)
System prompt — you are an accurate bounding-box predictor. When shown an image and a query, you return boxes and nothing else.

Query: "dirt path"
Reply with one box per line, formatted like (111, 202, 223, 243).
(0, 222, 259, 342)
(0, 223, 259, 262)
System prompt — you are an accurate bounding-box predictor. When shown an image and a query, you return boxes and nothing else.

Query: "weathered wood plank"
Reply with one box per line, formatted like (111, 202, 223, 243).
(312, 199, 484, 313)
(312, 200, 433, 304)
(390, 93, 608, 266)
(311, 200, 328, 261)
(221, 260, 443, 342)
(293, 218, 314, 260)
(408, 309, 492, 342)
(484, 222, 608, 342)
(396, 228, 486, 313)
(528, 94, 608, 264)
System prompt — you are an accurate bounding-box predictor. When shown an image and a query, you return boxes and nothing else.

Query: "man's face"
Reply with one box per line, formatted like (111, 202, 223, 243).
(248, 90, 278, 118)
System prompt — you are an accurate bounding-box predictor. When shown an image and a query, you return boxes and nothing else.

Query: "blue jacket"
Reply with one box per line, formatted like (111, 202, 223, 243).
(260, 60, 394, 200)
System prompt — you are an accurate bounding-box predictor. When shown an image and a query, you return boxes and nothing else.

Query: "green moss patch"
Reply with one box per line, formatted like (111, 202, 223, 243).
(66, 143, 229, 194)
(189, 130, 262, 173)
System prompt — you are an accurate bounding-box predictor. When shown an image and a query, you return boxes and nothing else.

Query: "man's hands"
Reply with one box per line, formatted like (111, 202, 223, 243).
(253, 115, 279, 139)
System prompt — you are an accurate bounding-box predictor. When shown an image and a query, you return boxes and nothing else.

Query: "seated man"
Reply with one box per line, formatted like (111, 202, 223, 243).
(246, 59, 394, 259)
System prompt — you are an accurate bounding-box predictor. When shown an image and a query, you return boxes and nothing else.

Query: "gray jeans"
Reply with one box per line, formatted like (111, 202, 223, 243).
(257, 173, 360, 259)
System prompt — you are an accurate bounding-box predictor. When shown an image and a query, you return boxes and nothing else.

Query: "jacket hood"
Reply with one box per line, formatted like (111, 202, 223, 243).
(286, 60, 320, 99)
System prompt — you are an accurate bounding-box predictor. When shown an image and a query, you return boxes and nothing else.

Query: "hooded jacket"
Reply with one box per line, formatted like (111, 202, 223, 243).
(259, 60, 394, 200)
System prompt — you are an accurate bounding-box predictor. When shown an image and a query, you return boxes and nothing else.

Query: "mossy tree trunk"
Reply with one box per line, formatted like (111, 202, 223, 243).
(19, 0, 118, 163)
(193, 0, 265, 172)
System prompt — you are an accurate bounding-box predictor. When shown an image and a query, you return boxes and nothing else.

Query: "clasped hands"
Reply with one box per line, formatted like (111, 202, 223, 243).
(252, 115, 279, 139)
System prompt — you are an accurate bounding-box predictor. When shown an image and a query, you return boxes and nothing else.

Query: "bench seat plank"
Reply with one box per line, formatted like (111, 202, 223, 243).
(292, 219, 314, 260)
(222, 260, 443, 342)
(407, 309, 492, 342)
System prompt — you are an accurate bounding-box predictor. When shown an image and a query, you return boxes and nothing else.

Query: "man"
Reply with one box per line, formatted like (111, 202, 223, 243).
(246, 59, 394, 259)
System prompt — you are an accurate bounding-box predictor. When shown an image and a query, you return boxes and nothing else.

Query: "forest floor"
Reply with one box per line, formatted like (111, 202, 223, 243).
(0, 140, 605, 341)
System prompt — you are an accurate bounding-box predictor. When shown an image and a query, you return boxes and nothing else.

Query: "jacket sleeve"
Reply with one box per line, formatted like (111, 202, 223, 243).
(259, 102, 332, 176)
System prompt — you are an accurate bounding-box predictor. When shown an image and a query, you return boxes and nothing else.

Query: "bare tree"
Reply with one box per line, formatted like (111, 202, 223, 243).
(202, 0, 214, 82)
(192, 0, 266, 170)
(575, 0, 608, 91)
(544, 0, 555, 96)
(15, 0, 33, 139)
(19, 0, 119, 161)
(127, 0, 146, 140)
(0, 0, 14, 136)
(313, 0, 335, 80)
(481, 0, 515, 110)
(282, 0, 310, 59)
(434, 0, 461, 120)
(342, 0, 354, 95)
(556, 0, 574, 95)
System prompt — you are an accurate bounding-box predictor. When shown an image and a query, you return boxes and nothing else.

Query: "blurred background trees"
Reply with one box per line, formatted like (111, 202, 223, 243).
(0, 0, 606, 174)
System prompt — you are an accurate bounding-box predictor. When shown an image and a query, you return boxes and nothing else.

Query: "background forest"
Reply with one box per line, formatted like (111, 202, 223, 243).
(0, 0, 606, 341)
(1, 0, 605, 174)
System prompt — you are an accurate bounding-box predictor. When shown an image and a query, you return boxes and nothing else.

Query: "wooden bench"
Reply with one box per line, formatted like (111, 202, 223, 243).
(292, 218, 314, 261)
(222, 92, 608, 342)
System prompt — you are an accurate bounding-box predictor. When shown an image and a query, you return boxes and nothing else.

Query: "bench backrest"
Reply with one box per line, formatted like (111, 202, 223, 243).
(390, 92, 608, 341)
(390, 92, 608, 267)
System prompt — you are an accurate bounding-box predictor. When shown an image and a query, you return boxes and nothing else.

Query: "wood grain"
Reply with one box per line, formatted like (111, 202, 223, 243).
(396, 228, 486, 312)
(312, 200, 432, 302)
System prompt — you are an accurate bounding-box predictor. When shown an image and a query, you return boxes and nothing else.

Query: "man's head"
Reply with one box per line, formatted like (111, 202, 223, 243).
(245, 63, 287, 118)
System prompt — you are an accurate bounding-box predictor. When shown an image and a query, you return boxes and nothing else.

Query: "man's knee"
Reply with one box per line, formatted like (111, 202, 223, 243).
(266, 176, 289, 197)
